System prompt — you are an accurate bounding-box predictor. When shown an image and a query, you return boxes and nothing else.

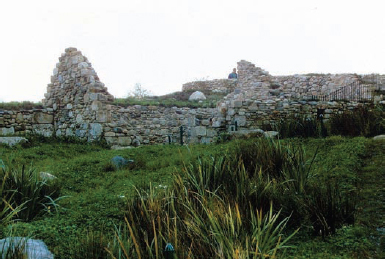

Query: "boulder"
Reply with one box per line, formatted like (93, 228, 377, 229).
(111, 156, 133, 170)
(264, 131, 279, 138)
(373, 135, 385, 141)
(0, 137, 28, 147)
(39, 172, 57, 181)
(33, 113, 54, 124)
(89, 123, 103, 141)
(110, 145, 133, 150)
(0, 237, 54, 259)
(188, 91, 206, 101)
(1, 127, 15, 135)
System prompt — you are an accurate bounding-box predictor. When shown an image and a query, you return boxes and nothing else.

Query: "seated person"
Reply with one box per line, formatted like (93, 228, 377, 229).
(228, 68, 238, 79)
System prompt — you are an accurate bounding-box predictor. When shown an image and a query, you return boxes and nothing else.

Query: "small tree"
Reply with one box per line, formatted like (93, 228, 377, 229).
(128, 83, 152, 99)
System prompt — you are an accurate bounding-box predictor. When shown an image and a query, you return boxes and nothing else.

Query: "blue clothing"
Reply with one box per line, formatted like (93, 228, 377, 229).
(228, 72, 238, 79)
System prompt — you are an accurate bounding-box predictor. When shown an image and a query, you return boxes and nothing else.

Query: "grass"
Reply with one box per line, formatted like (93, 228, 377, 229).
(0, 136, 383, 258)
(1, 164, 62, 222)
(329, 104, 385, 137)
(0, 101, 43, 111)
(272, 104, 385, 139)
(113, 89, 226, 108)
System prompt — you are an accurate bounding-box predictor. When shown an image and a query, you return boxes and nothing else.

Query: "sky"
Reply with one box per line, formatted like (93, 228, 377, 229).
(1, 0, 385, 102)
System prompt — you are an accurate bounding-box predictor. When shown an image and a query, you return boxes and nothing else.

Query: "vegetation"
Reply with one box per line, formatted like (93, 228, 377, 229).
(1, 98, 384, 258)
(0, 101, 43, 111)
(0, 133, 383, 258)
(328, 104, 385, 137)
(113, 89, 226, 108)
(273, 104, 385, 139)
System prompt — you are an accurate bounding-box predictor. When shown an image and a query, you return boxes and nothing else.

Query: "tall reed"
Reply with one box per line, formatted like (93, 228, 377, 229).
(1, 164, 62, 221)
(108, 153, 298, 258)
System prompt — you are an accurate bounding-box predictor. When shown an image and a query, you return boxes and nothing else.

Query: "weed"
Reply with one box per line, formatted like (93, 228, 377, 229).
(273, 115, 325, 138)
(68, 230, 112, 259)
(329, 104, 385, 137)
(1, 165, 62, 222)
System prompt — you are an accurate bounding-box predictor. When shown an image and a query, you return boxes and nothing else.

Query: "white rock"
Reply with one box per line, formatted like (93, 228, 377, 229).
(373, 135, 385, 141)
(264, 131, 279, 138)
(0, 237, 54, 259)
(78, 62, 89, 69)
(0, 137, 28, 147)
(40, 172, 57, 181)
(1, 127, 15, 136)
(189, 91, 206, 101)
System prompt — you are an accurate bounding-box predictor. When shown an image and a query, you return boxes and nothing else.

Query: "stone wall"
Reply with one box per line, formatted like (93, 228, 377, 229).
(43, 48, 115, 141)
(235, 60, 361, 100)
(103, 105, 221, 146)
(182, 79, 237, 93)
(182, 60, 363, 101)
(217, 98, 367, 131)
(1, 49, 383, 146)
(0, 109, 54, 137)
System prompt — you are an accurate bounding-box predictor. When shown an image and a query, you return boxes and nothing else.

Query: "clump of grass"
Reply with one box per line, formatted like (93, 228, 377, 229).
(107, 152, 299, 258)
(68, 230, 112, 259)
(223, 138, 357, 236)
(329, 104, 385, 137)
(300, 179, 356, 237)
(227, 138, 305, 179)
(273, 115, 326, 138)
(1, 164, 62, 222)
(1, 171, 25, 227)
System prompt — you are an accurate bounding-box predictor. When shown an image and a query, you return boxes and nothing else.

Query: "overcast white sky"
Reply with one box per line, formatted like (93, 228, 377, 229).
(1, 0, 384, 102)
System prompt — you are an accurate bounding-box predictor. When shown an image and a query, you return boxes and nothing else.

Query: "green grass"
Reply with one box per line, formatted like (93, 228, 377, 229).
(113, 89, 226, 108)
(0, 136, 383, 258)
(0, 101, 43, 111)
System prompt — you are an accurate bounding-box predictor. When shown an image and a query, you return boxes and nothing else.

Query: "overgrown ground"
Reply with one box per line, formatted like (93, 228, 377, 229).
(113, 89, 227, 108)
(1, 136, 384, 258)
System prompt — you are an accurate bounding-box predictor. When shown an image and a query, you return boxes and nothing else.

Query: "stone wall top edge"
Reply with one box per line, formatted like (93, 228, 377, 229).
(111, 104, 216, 111)
(0, 109, 53, 114)
(183, 78, 237, 85)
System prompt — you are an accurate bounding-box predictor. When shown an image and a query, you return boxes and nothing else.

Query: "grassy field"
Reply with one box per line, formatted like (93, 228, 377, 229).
(1, 135, 384, 258)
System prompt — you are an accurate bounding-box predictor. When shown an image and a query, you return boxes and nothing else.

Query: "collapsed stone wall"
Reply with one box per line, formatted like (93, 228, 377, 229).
(0, 49, 382, 146)
(217, 98, 367, 132)
(43, 47, 113, 108)
(42, 48, 115, 141)
(273, 74, 359, 99)
(181, 60, 362, 101)
(182, 79, 237, 93)
(234, 60, 361, 100)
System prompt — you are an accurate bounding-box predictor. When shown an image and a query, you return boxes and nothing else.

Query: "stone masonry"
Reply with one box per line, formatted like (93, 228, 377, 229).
(0, 48, 383, 146)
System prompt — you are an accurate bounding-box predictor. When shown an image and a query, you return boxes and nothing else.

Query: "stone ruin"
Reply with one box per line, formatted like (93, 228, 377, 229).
(43, 47, 114, 108)
(0, 47, 384, 146)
